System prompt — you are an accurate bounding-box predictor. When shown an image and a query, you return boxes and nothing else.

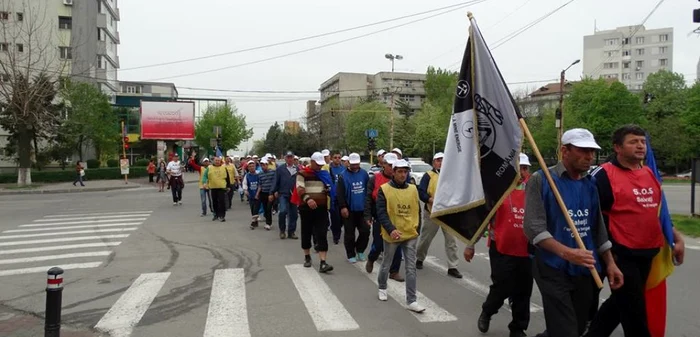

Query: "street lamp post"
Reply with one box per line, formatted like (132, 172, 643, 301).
(385, 53, 403, 149)
(556, 59, 580, 161)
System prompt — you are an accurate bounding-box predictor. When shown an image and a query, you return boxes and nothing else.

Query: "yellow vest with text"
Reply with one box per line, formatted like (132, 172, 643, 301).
(198, 166, 207, 189)
(426, 170, 439, 212)
(206, 165, 229, 189)
(380, 183, 420, 243)
(224, 164, 237, 181)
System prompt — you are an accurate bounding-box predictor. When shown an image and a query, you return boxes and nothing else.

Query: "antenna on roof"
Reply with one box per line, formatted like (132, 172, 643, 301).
(594, 19, 598, 33)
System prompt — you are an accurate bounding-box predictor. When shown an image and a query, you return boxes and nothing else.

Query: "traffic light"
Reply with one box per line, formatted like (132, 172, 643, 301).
(123, 136, 129, 150)
(367, 137, 376, 150)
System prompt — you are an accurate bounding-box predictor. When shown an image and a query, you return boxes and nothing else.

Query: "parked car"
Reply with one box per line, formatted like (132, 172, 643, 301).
(676, 170, 692, 178)
(409, 162, 433, 185)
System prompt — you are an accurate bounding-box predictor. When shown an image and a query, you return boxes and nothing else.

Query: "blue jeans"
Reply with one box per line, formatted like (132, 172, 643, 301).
(277, 194, 298, 234)
(199, 189, 212, 215)
(368, 219, 402, 273)
(378, 238, 418, 304)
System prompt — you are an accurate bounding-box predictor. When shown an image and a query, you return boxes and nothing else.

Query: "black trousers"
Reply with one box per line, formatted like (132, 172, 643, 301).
(300, 206, 329, 252)
(210, 188, 227, 219)
(258, 192, 273, 225)
(169, 176, 183, 202)
(226, 188, 234, 209)
(483, 244, 533, 332)
(329, 207, 342, 243)
(248, 196, 260, 218)
(533, 254, 597, 337)
(343, 211, 370, 258)
(585, 254, 654, 337)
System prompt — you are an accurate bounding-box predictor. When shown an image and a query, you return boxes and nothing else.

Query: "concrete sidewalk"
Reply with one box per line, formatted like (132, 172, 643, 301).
(0, 304, 104, 337)
(0, 172, 201, 195)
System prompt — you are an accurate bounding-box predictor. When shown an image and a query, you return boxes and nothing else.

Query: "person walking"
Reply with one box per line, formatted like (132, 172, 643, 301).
(147, 159, 156, 183)
(188, 156, 213, 217)
(242, 161, 261, 228)
(469, 153, 533, 337)
(272, 151, 300, 240)
(224, 156, 239, 210)
(375, 159, 424, 313)
(327, 151, 346, 244)
(415, 152, 463, 279)
(73, 162, 85, 187)
(295, 151, 334, 273)
(166, 154, 184, 205)
(202, 156, 233, 222)
(523, 128, 623, 337)
(336, 153, 370, 263)
(364, 153, 404, 282)
(157, 161, 167, 192)
(257, 158, 276, 231)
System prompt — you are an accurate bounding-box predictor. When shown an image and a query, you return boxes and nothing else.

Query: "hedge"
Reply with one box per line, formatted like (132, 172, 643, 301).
(0, 167, 150, 184)
(106, 159, 119, 168)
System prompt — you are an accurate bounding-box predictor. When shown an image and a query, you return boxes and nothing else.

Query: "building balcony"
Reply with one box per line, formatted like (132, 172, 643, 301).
(97, 14, 120, 43)
(97, 42, 120, 68)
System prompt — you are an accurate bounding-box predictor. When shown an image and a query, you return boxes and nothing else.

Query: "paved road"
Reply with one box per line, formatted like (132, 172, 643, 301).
(662, 183, 700, 215)
(0, 184, 698, 336)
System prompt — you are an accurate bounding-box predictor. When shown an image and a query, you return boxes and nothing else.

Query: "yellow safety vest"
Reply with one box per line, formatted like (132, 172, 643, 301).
(224, 164, 237, 182)
(426, 170, 439, 212)
(198, 166, 207, 189)
(206, 165, 229, 189)
(380, 183, 420, 243)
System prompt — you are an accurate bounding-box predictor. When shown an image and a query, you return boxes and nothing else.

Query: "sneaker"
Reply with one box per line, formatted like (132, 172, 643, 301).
(178, 201, 182, 205)
(303, 257, 312, 268)
(447, 268, 463, 279)
(200, 213, 207, 217)
(319, 263, 334, 273)
(477, 311, 491, 333)
(407, 302, 425, 313)
(173, 202, 178, 206)
(378, 289, 388, 301)
(416, 260, 423, 269)
(348, 257, 357, 264)
(220, 218, 226, 222)
(250, 222, 256, 230)
(280, 232, 286, 239)
(509, 330, 527, 337)
(356, 252, 367, 261)
(288, 233, 299, 240)
(264, 224, 271, 230)
(212, 216, 218, 221)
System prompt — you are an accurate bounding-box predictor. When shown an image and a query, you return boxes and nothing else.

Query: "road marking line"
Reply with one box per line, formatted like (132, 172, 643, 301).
(0, 242, 122, 255)
(0, 262, 103, 277)
(0, 234, 130, 247)
(0, 251, 112, 265)
(286, 264, 360, 331)
(35, 214, 151, 222)
(20, 218, 147, 227)
(0, 228, 138, 239)
(5, 223, 141, 233)
(45, 211, 152, 218)
(475, 252, 490, 261)
(686, 245, 700, 251)
(203, 269, 251, 337)
(94, 272, 170, 337)
(353, 262, 458, 323)
(423, 256, 543, 313)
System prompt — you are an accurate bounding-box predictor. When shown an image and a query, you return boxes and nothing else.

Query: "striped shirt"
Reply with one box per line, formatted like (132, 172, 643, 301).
(296, 170, 329, 208)
(258, 169, 276, 193)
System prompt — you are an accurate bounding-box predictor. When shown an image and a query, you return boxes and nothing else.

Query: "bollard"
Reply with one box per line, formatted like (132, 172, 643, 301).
(45, 267, 64, 337)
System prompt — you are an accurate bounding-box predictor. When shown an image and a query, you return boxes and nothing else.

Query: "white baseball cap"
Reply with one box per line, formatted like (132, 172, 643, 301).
(321, 149, 330, 157)
(391, 148, 403, 156)
(264, 153, 272, 158)
(202, 158, 210, 163)
(377, 149, 386, 156)
(260, 158, 269, 164)
(311, 152, 326, 165)
(348, 153, 361, 164)
(383, 153, 399, 165)
(341, 155, 349, 161)
(252, 155, 259, 159)
(519, 153, 531, 166)
(392, 159, 410, 169)
(562, 128, 601, 150)
(433, 152, 444, 160)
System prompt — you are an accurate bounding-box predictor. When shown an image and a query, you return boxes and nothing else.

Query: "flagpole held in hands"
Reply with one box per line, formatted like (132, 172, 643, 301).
(519, 120, 604, 289)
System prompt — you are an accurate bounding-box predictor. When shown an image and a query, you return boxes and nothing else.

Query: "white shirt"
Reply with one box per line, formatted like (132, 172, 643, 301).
(166, 161, 182, 176)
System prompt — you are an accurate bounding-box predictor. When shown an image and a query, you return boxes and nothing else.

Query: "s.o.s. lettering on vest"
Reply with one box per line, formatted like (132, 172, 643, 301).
(632, 187, 659, 208)
(351, 181, 364, 195)
(511, 207, 525, 228)
(564, 208, 590, 238)
(396, 203, 412, 217)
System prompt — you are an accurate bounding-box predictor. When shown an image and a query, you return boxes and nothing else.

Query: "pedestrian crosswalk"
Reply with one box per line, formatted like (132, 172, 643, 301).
(0, 210, 152, 277)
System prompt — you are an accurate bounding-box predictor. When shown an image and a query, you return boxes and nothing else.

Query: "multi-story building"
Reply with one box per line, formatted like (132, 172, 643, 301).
(583, 25, 673, 91)
(317, 71, 426, 148)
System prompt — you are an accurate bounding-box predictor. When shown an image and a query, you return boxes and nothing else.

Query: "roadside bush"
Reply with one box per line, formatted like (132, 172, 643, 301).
(134, 158, 150, 167)
(86, 159, 101, 169)
(106, 159, 119, 167)
(0, 167, 150, 184)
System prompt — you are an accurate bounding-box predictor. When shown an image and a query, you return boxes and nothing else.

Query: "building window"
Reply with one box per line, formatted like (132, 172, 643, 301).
(659, 59, 668, 67)
(636, 48, 645, 56)
(636, 72, 644, 80)
(15, 43, 23, 52)
(636, 60, 644, 69)
(604, 38, 618, 46)
(622, 62, 630, 69)
(603, 62, 618, 69)
(659, 34, 668, 42)
(59, 46, 72, 59)
(404, 80, 412, 87)
(622, 73, 631, 80)
(58, 16, 72, 29)
(635, 36, 644, 44)
(97, 28, 105, 41)
(0, 43, 8, 52)
(605, 51, 618, 57)
(399, 94, 415, 102)
(622, 38, 630, 45)
(97, 55, 105, 69)
(16, 12, 23, 21)
(604, 74, 618, 79)
(125, 86, 142, 94)
(622, 50, 630, 56)
(635, 84, 643, 90)
(0, 12, 8, 20)
(658, 46, 667, 54)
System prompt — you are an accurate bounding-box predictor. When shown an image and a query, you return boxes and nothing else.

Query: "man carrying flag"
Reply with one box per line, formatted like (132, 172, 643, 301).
(430, 13, 524, 247)
(585, 125, 685, 337)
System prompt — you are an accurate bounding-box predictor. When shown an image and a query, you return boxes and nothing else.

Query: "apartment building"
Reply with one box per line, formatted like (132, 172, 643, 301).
(317, 71, 426, 148)
(583, 25, 673, 91)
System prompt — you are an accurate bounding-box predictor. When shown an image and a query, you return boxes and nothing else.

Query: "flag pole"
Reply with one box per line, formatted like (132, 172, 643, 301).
(519, 119, 604, 289)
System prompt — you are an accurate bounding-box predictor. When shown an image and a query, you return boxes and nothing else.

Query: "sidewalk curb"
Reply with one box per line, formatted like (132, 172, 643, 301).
(0, 185, 138, 196)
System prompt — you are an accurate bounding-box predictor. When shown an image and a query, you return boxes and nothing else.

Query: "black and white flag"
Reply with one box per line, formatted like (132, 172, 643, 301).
(430, 14, 524, 245)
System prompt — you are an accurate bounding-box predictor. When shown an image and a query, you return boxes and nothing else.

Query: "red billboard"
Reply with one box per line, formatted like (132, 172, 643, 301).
(140, 101, 195, 140)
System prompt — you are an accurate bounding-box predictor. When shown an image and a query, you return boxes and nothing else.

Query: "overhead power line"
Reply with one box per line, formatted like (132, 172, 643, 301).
(146, 0, 489, 81)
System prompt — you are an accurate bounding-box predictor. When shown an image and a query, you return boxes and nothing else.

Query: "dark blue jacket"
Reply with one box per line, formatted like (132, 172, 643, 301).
(272, 164, 298, 197)
(336, 169, 369, 212)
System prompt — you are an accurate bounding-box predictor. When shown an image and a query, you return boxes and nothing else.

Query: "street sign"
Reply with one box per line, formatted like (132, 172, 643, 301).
(365, 129, 378, 138)
(120, 159, 129, 175)
(210, 138, 217, 147)
(213, 126, 222, 137)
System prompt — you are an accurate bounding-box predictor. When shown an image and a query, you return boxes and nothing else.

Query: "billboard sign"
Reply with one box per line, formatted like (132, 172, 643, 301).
(140, 101, 195, 140)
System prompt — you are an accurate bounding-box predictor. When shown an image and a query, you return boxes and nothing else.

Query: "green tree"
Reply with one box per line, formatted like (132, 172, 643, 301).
(424, 66, 459, 111)
(60, 80, 118, 163)
(344, 101, 390, 153)
(410, 102, 450, 159)
(523, 107, 559, 164)
(262, 122, 284, 156)
(195, 104, 253, 154)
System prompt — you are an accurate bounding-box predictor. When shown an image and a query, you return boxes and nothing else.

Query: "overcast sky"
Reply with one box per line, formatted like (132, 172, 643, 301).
(117, 0, 699, 152)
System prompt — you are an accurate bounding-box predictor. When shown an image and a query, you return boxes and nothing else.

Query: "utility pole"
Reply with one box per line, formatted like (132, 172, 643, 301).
(385, 53, 403, 149)
(556, 59, 581, 161)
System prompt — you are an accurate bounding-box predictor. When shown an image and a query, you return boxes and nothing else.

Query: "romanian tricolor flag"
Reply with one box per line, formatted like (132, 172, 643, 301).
(643, 134, 676, 337)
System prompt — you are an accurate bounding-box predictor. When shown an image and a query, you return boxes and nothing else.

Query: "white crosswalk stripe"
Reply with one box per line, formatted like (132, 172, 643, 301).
(203, 269, 252, 337)
(0, 211, 152, 277)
